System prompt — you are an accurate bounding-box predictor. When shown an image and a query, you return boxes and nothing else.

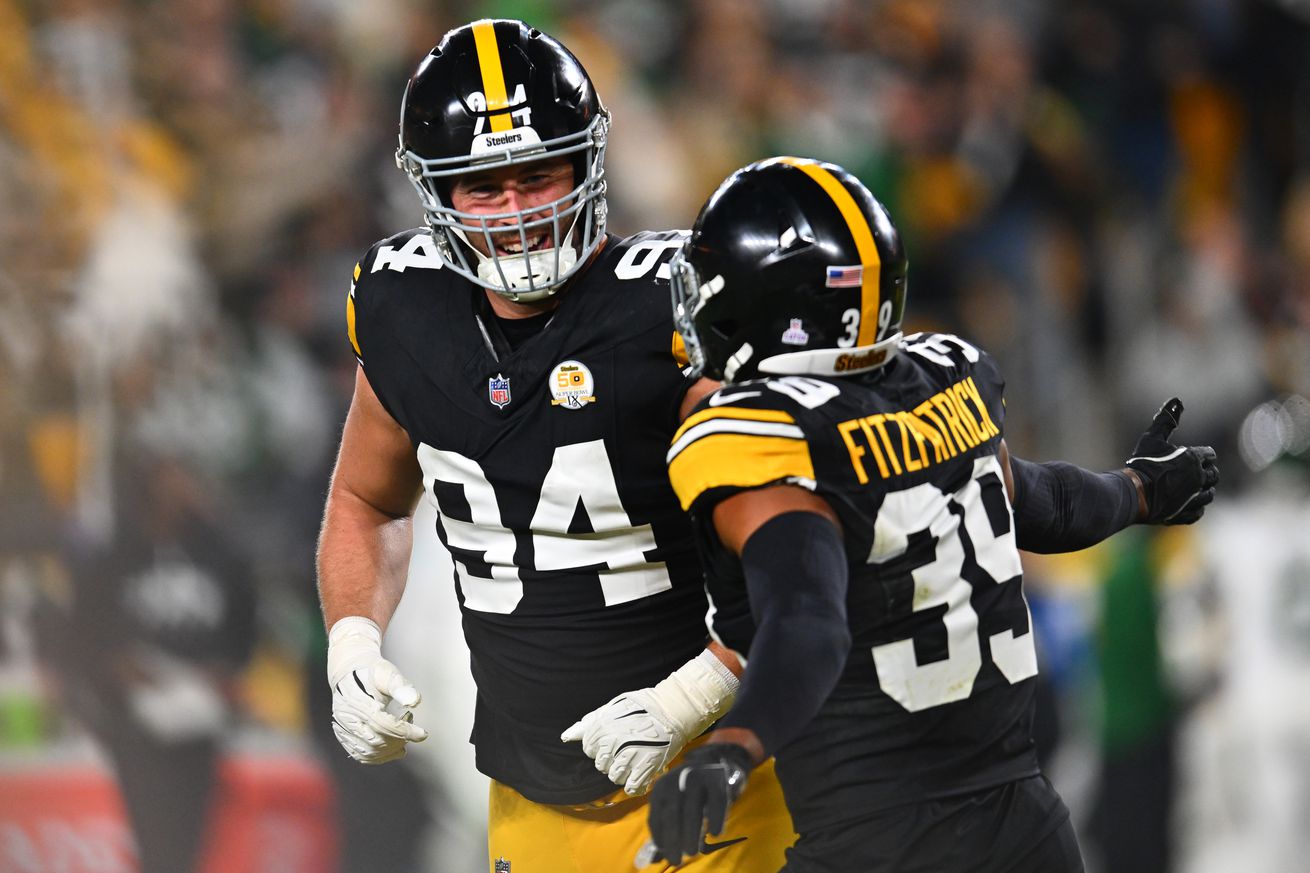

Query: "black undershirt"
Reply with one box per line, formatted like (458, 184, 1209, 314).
(490, 309, 554, 353)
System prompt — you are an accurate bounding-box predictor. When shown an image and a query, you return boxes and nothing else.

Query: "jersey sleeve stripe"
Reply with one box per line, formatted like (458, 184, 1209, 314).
(472, 20, 514, 133)
(674, 405, 797, 443)
(668, 418, 806, 463)
(777, 156, 881, 347)
(668, 431, 815, 510)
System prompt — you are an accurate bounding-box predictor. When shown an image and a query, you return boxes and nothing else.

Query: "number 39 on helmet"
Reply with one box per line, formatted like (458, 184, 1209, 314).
(671, 157, 908, 382)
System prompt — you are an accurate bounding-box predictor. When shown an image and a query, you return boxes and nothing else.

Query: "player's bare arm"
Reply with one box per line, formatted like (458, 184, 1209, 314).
(317, 366, 428, 765)
(318, 366, 423, 628)
(679, 377, 721, 421)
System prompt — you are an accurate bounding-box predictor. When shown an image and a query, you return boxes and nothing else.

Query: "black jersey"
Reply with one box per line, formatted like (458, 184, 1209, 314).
(348, 228, 711, 804)
(667, 332, 1041, 832)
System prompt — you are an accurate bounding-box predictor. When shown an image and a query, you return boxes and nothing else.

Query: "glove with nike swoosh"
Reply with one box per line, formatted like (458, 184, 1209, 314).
(1125, 397, 1219, 524)
(328, 616, 429, 764)
(562, 649, 739, 796)
(641, 742, 752, 867)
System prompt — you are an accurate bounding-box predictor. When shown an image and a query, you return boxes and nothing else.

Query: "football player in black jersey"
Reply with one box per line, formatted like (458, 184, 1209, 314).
(315, 19, 795, 873)
(642, 158, 1219, 872)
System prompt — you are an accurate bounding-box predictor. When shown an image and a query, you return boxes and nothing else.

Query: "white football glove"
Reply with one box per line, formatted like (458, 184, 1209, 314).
(327, 616, 428, 764)
(561, 649, 740, 796)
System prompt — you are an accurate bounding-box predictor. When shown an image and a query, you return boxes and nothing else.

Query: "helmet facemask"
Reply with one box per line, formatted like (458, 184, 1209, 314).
(669, 249, 709, 379)
(397, 113, 610, 302)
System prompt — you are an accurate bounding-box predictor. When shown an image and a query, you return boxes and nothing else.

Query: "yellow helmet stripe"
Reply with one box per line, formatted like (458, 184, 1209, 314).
(777, 156, 881, 346)
(472, 20, 513, 133)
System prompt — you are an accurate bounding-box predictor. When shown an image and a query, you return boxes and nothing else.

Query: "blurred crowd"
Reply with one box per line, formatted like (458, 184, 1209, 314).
(1, 0, 1308, 871)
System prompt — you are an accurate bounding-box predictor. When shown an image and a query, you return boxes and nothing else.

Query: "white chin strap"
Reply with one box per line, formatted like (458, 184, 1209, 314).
(475, 244, 578, 302)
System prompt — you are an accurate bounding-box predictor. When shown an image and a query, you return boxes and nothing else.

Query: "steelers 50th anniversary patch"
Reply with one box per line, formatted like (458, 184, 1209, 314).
(549, 360, 596, 409)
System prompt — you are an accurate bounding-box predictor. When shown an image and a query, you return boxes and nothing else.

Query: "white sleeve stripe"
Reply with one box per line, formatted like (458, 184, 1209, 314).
(667, 419, 806, 462)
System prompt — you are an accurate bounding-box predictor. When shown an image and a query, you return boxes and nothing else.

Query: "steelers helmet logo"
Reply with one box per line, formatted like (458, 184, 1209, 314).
(548, 360, 596, 409)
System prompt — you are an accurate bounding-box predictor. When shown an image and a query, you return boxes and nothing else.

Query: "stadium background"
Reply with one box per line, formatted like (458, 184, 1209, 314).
(1, 0, 1308, 870)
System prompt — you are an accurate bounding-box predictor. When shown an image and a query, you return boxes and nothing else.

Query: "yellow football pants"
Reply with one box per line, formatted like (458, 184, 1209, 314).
(487, 750, 795, 873)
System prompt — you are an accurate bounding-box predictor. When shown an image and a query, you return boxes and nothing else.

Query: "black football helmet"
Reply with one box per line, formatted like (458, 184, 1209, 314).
(396, 19, 609, 301)
(671, 157, 907, 382)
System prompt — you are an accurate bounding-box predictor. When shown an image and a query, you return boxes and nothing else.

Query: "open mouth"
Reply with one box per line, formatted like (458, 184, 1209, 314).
(493, 231, 552, 256)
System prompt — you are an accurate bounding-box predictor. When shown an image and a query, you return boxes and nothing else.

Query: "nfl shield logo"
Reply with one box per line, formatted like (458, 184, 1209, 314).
(494, 859, 511, 873)
(488, 373, 511, 409)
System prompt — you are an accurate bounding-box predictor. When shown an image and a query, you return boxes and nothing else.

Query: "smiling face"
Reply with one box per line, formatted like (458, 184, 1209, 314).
(448, 157, 576, 258)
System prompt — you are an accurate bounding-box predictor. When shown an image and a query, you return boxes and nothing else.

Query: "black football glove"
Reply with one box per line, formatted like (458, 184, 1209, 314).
(1125, 398, 1219, 525)
(642, 742, 752, 867)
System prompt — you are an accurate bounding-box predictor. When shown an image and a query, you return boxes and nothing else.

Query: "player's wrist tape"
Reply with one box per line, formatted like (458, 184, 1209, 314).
(326, 616, 383, 684)
(652, 649, 741, 739)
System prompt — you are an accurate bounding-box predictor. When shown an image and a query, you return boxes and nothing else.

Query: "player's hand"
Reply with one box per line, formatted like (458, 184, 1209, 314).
(327, 617, 428, 764)
(1125, 397, 1219, 524)
(562, 650, 739, 796)
(561, 687, 683, 796)
(640, 742, 752, 867)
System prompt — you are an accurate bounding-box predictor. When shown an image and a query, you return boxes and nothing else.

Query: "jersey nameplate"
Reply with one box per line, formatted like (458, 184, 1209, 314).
(836, 376, 1000, 483)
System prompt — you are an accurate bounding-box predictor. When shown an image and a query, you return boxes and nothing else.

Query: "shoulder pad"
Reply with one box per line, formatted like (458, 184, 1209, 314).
(606, 230, 691, 286)
(619, 228, 691, 246)
(360, 228, 447, 277)
(899, 332, 985, 371)
(667, 383, 818, 511)
(348, 229, 452, 365)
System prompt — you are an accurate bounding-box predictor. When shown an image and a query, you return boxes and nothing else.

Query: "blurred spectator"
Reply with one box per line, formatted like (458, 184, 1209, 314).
(35, 448, 256, 873)
(1086, 528, 1181, 873)
(1085, 525, 1223, 873)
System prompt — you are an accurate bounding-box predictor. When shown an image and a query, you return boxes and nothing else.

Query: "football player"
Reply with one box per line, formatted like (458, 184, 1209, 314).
(315, 19, 794, 873)
(641, 157, 1219, 871)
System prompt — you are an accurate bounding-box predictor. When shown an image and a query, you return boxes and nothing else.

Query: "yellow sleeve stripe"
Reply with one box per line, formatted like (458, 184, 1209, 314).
(675, 405, 796, 443)
(347, 265, 362, 359)
(776, 157, 881, 347)
(668, 431, 815, 510)
(472, 20, 513, 133)
(669, 416, 806, 462)
(346, 292, 361, 359)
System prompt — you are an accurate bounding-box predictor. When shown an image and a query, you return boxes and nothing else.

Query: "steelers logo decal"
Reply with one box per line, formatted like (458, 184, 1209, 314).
(548, 360, 596, 410)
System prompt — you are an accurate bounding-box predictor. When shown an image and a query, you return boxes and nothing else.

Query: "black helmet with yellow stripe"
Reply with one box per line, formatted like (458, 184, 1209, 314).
(670, 157, 907, 382)
(396, 19, 609, 301)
